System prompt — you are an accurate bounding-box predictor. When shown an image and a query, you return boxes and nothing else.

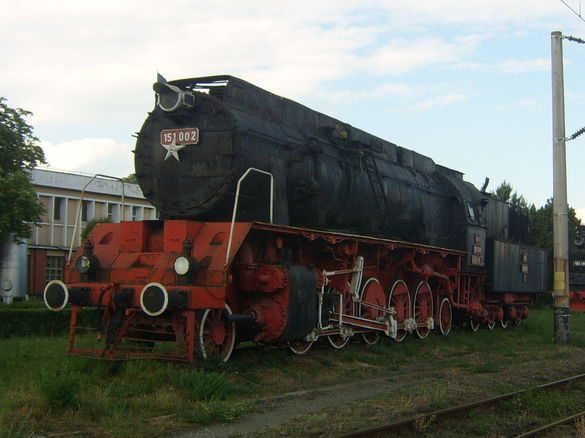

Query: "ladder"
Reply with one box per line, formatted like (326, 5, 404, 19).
(361, 149, 391, 231)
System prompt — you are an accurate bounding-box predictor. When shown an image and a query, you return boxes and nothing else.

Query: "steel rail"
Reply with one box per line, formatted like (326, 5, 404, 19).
(514, 410, 585, 437)
(336, 372, 585, 438)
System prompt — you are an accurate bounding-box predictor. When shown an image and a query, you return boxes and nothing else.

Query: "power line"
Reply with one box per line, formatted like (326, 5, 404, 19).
(564, 34, 585, 43)
(560, 0, 585, 23)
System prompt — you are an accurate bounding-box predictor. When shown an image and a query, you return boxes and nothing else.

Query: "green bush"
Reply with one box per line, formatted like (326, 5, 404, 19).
(0, 307, 70, 338)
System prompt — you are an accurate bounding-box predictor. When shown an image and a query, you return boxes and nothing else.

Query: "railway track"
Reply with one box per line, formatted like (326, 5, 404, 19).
(337, 373, 585, 438)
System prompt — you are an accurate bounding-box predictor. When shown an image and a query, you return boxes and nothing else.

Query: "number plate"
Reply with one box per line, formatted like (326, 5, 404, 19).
(160, 128, 199, 146)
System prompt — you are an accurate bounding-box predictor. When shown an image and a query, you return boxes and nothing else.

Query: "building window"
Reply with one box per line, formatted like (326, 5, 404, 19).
(46, 256, 64, 282)
(132, 206, 141, 221)
(82, 201, 92, 222)
(54, 197, 64, 221)
(107, 203, 118, 222)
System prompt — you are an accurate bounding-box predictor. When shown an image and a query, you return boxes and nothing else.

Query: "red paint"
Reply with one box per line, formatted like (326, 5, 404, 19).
(58, 220, 536, 363)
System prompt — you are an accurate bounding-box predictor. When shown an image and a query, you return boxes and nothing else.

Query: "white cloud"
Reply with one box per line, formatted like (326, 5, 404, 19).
(409, 93, 467, 111)
(40, 138, 134, 177)
(496, 59, 550, 74)
(0, 0, 570, 133)
(319, 82, 468, 113)
(363, 37, 467, 75)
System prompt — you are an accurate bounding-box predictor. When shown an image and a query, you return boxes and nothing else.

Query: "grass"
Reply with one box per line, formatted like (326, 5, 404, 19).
(2, 309, 585, 437)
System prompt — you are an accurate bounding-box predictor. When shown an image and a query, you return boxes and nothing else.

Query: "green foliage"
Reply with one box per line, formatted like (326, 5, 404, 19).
(171, 370, 237, 401)
(492, 181, 581, 252)
(0, 307, 70, 338)
(121, 173, 138, 184)
(528, 198, 581, 250)
(492, 180, 529, 213)
(38, 371, 81, 409)
(0, 97, 46, 240)
(492, 180, 514, 203)
(80, 216, 111, 242)
(176, 400, 246, 424)
(508, 388, 580, 423)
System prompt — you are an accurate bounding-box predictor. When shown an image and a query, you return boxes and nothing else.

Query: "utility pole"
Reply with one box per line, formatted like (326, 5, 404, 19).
(551, 31, 570, 344)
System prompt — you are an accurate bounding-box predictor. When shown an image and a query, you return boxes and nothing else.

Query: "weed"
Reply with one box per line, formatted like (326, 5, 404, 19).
(509, 388, 582, 423)
(171, 370, 237, 401)
(472, 363, 499, 374)
(413, 414, 436, 431)
(37, 371, 81, 409)
(0, 409, 34, 438)
(176, 400, 247, 424)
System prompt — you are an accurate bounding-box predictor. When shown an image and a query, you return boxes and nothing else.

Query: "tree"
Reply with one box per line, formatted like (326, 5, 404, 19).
(528, 199, 581, 251)
(491, 181, 581, 251)
(492, 180, 529, 214)
(122, 173, 138, 184)
(0, 97, 46, 240)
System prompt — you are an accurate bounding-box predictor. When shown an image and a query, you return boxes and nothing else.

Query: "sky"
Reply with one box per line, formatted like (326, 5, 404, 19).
(2, 1, 585, 216)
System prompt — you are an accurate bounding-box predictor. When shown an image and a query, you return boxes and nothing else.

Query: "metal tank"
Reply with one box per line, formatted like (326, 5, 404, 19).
(135, 75, 484, 250)
(0, 235, 28, 303)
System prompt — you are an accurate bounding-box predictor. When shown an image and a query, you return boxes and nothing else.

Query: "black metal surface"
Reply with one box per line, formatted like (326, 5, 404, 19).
(486, 240, 547, 293)
(570, 225, 585, 287)
(69, 287, 91, 306)
(44, 282, 68, 310)
(135, 76, 486, 249)
(141, 284, 166, 315)
(134, 75, 546, 281)
(280, 265, 318, 341)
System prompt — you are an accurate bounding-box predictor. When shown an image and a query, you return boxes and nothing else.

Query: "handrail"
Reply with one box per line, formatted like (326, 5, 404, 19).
(225, 168, 274, 266)
(67, 174, 126, 264)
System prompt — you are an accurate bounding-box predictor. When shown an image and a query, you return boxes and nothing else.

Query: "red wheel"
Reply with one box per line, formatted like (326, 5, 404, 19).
(198, 304, 236, 362)
(413, 281, 433, 339)
(388, 280, 411, 342)
(438, 298, 452, 335)
(289, 339, 313, 355)
(359, 278, 386, 345)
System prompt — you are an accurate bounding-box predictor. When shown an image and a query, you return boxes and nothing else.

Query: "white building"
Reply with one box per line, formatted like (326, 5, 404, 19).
(16, 169, 156, 297)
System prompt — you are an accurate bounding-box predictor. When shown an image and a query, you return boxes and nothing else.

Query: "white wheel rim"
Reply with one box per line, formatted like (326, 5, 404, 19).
(328, 335, 349, 349)
(198, 304, 236, 362)
(388, 280, 410, 342)
(413, 282, 433, 339)
(439, 298, 452, 336)
(359, 277, 383, 344)
(289, 340, 313, 355)
(362, 332, 380, 345)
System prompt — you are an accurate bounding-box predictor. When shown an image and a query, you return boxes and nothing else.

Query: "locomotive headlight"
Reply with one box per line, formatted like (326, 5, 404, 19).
(76, 255, 97, 274)
(174, 256, 193, 276)
(153, 81, 195, 112)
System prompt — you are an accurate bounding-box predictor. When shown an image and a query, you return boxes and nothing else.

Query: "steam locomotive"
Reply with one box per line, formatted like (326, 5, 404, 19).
(570, 225, 585, 311)
(43, 75, 547, 362)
